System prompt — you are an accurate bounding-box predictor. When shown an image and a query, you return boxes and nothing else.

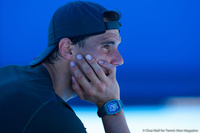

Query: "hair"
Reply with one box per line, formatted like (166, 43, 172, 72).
(44, 10, 121, 64)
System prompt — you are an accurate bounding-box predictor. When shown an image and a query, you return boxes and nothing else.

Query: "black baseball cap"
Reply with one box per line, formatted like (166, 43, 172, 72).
(29, 1, 121, 66)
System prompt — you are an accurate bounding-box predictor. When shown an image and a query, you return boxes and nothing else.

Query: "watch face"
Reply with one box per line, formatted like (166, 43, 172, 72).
(107, 101, 120, 113)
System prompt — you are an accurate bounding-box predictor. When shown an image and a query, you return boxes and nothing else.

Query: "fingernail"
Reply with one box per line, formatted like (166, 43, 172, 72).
(70, 61, 75, 67)
(99, 60, 104, 64)
(77, 54, 83, 60)
(85, 54, 92, 60)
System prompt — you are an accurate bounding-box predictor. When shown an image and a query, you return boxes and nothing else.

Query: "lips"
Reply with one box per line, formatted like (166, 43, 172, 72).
(102, 67, 109, 76)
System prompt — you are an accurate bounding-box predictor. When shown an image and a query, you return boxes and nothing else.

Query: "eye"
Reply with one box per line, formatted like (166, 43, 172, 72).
(102, 45, 110, 50)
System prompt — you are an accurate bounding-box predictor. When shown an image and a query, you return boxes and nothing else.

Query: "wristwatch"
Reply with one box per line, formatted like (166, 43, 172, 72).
(97, 99, 123, 118)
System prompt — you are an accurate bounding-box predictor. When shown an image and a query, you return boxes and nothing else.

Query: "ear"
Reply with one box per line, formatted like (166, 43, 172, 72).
(58, 38, 73, 60)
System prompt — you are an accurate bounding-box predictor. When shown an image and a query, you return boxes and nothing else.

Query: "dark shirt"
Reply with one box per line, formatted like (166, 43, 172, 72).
(0, 64, 86, 133)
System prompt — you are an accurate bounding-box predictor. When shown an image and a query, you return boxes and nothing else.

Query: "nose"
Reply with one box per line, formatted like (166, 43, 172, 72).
(110, 49, 124, 66)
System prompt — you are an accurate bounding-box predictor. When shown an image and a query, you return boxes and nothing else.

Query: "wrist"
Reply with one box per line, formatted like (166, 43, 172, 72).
(96, 98, 120, 109)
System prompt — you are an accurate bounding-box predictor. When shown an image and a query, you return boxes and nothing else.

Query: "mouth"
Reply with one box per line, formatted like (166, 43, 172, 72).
(102, 67, 109, 76)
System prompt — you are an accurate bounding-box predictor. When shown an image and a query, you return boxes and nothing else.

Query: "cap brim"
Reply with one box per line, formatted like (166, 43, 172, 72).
(29, 44, 58, 66)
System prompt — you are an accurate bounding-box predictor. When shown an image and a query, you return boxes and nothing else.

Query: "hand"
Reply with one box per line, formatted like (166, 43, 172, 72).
(70, 54, 120, 108)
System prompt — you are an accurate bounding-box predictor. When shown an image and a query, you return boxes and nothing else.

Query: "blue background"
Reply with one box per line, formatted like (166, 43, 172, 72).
(1, 0, 200, 105)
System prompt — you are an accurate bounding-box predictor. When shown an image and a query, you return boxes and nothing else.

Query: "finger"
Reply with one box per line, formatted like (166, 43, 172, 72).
(85, 54, 108, 82)
(98, 60, 116, 79)
(71, 76, 86, 100)
(70, 61, 92, 91)
(76, 54, 102, 83)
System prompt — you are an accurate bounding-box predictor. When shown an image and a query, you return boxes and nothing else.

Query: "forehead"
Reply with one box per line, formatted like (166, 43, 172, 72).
(86, 29, 121, 44)
(99, 30, 121, 42)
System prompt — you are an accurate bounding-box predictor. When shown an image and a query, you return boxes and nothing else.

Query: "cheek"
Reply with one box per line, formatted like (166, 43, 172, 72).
(83, 47, 102, 58)
(90, 49, 107, 60)
(74, 46, 107, 61)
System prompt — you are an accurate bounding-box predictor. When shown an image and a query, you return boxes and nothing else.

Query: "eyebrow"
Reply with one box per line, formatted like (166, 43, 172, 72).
(101, 41, 115, 45)
(100, 35, 121, 45)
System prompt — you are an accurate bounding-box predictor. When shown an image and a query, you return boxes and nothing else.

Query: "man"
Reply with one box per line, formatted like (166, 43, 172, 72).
(0, 1, 130, 133)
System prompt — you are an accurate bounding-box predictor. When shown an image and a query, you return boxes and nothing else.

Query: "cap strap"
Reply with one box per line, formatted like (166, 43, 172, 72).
(105, 21, 121, 30)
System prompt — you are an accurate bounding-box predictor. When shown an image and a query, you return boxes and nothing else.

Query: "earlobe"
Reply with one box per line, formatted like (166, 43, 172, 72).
(59, 38, 73, 60)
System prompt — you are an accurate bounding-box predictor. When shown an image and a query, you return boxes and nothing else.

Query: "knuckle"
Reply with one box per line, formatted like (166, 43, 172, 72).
(89, 58, 96, 65)
(87, 89, 95, 96)
(96, 68, 103, 74)
(76, 73, 83, 79)
(78, 60, 84, 66)
(77, 57, 85, 65)
(85, 68, 93, 76)
(96, 83, 105, 92)
(71, 65, 77, 72)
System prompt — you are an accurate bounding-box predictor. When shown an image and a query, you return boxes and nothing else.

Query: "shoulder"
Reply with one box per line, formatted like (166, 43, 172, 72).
(0, 64, 53, 93)
(0, 65, 34, 87)
(0, 65, 26, 81)
(23, 99, 87, 133)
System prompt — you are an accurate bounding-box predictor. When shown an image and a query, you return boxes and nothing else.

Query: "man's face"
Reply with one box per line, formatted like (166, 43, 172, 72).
(72, 29, 124, 75)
